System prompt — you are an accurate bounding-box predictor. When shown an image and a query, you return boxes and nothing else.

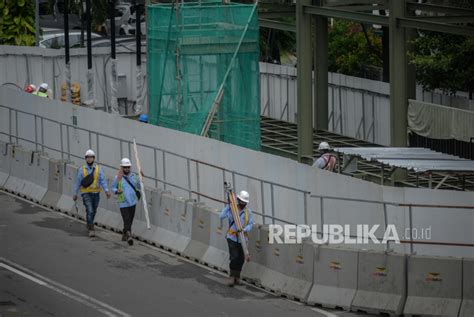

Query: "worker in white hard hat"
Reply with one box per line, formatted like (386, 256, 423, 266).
(111, 158, 142, 245)
(220, 189, 254, 287)
(73, 149, 111, 237)
(312, 141, 337, 172)
(32, 83, 49, 98)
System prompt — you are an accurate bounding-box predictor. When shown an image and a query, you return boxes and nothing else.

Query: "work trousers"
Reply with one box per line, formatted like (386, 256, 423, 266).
(227, 238, 245, 278)
(120, 205, 136, 233)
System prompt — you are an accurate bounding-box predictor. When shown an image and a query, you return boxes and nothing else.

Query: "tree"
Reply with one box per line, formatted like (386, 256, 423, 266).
(409, 32, 474, 97)
(408, 1, 474, 97)
(328, 19, 382, 79)
(0, 0, 36, 46)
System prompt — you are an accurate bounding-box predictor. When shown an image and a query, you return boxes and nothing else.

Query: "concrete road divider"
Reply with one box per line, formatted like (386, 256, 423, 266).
(56, 163, 79, 214)
(0, 141, 11, 187)
(403, 255, 462, 316)
(242, 224, 267, 286)
(28, 152, 50, 203)
(4, 145, 26, 195)
(41, 159, 66, 209)
(260, 237, 314, 301)
(351, 250, 406, 315)
(307, 245, 359, 311)
(183, 203, 212, 262)
(201, 209, 229, 272)
(458, 257, 474, 317)
(154, 191, 193, 254)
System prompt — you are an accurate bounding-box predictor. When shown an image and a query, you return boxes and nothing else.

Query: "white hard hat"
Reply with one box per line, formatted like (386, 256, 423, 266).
(120, 158, 132, 167)
(84, 149, 95, 157)
(237, 190, 250, 203)
(318, 142, 331, 151)
(40, 83, 48, 90)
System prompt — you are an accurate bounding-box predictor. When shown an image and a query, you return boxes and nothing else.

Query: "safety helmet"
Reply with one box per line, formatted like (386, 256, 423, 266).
(84, 149, 95, 157)
(317, 142, 331, 151)
(237, 190, 250, 204)
(24, 84, 36, 93)
(40, 83, 48, 90)
(138, 114, 148, 123)
(120, 158, 132, 167)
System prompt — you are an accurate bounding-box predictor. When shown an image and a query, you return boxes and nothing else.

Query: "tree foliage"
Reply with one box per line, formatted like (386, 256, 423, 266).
(328, 19, 382, 78)
(0, 0, 36, 46)
(408, 1, 474, 96)
(409, 32, 474, 95)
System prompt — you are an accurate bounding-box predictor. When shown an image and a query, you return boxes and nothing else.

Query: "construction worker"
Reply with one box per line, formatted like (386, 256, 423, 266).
(313, 141, 337, 172)
(73, 149, 111, 237)
(33, 83, 49, 98)
(138, 114, 148, 123)
(220, 190, 254, 287)
(111, 158, 141, 246)
(24, 84, 36, 93)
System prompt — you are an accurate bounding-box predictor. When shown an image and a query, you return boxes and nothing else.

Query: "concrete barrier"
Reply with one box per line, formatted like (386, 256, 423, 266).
(458, 258, 474, 317)
(153, 191, 193, 254)
(241, 224, 267, 286)
(307, 246, 359, 310)
(4, 145, 26, 195)
(351, 251, 406, 315)
(41, 159, 65, 209)
(260, 237, 314, 301)
(130, 188, 158, 242)
(28, 153, 50, 202)
(0, 141, 10, 187)
(183, 203, 212, 262)
(201, 209, 229, 272)
(56, 163, 79, 214)
(403, 255, 462, 316)
(10, 150, 50, 202)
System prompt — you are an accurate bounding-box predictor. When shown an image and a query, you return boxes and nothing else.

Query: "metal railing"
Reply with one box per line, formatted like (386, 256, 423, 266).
(0, 104, 307, 226)
(1, 104, 473, 254)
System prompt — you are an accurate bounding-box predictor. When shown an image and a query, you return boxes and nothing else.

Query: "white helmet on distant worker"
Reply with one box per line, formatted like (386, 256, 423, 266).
(237, 190, 250, 204)
(84, 149, 95, 157)
(317, 142, 331, 151)
(120, 158, 132, 167)
(40, 83, 48, 90)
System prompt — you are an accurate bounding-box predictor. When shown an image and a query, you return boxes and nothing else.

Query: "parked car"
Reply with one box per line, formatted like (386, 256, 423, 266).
(39, 31, 102, 49)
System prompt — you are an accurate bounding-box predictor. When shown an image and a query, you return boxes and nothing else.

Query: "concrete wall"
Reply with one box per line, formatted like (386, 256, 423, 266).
(0, 45, 146, 112)
(0, 86, 473, 257)
(260, 62, 474, 146)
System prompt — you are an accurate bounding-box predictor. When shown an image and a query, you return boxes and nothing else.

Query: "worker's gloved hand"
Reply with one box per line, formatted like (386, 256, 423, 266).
(106, 191, 111, 199)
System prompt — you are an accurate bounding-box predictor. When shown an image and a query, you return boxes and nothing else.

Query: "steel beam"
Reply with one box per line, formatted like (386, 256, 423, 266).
(389, 0, 407, 147)
(406, 2, 474, 16)
(398, 18, 474, 37)
(259, 19, 296, 32)
(297, 0, 314, 163)
(304, 5, 389, 26)
(314, 0, 329, 131)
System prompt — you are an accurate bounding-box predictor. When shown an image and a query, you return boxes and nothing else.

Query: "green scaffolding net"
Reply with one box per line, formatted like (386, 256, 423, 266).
(147, 1, 261, 151)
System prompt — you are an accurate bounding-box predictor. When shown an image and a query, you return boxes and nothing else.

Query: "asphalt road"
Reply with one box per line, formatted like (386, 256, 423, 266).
(0, 191, 368, 317)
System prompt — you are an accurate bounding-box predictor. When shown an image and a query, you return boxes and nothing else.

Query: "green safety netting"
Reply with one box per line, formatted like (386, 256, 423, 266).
(147, 1, 261, 150)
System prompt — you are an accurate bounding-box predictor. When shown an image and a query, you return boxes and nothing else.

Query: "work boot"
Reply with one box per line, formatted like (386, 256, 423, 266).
(88, 224, 95, 237)
(227, 277, 235, 287)
(234, 278, 241, 286)
(127, 231, 133, 246)
(121, 231, 127, 241)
